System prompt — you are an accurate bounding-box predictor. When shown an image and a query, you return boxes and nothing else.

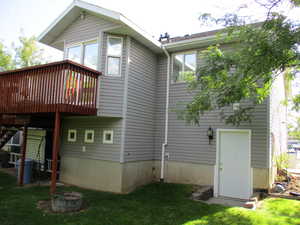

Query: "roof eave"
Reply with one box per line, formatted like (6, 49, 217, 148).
(38, 0, 162, 52)
(162, 33, 229, 52)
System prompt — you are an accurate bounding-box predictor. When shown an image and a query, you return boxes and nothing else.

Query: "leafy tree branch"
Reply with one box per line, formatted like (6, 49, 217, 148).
(179, 0, 300, 126)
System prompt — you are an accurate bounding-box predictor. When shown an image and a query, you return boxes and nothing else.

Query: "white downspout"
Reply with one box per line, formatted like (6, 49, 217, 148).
(161, 46, 170, 182)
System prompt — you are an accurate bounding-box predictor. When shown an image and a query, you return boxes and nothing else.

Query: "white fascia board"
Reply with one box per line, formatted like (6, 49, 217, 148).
(74, 0, 120, 20)
(38, 0, 121, 43)
(163, 34, 226, 50)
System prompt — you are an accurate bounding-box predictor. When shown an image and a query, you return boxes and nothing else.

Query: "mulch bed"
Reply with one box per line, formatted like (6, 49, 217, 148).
(269, 175, 300, 200)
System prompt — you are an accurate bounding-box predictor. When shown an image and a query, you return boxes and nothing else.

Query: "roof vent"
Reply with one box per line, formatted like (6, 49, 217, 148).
(159, 32, 170, 42)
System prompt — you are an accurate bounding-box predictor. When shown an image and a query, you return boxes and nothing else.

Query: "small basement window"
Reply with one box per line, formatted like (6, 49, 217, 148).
(84, 130, 94, 143)
(103, 130, 114, 144)
(68, 129, 77, 142)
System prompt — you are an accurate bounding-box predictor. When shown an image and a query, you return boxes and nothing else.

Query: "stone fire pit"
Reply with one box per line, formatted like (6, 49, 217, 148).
(51, 192, 83, 213)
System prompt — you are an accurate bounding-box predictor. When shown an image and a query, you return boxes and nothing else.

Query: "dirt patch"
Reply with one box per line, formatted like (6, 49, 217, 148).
(37, 200, 88, 214)
(270, 176, 300, 200)
(191, 185, 213, 201)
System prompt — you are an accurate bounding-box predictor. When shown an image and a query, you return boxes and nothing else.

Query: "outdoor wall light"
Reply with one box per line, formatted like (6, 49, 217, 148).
(207, 127, 214, 144)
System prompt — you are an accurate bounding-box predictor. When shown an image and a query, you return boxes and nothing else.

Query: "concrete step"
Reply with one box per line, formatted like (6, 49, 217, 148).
(191, 186, 213, 201)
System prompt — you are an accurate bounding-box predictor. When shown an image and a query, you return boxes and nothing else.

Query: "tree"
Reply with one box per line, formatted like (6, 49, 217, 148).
(14, 36, 45, 68)
(288, 118, 300, 139)
(0, 42, 13, 71)
(178, 0, 300, 126)
(0, 34, 46, 71)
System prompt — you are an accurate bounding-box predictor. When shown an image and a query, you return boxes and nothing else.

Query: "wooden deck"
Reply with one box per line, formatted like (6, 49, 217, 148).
(0, 60, 101, 115)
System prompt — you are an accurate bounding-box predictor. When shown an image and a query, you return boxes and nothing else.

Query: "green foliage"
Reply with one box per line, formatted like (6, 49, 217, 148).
(179, 0, 300, 125)
(275, 152, 290, 171)
(275, 174, 287, 182)
(283, 69, 294, 100)
(288, 117, 300, 139)
(0, 42, 13, 71)
(14, 36, 45, 67)
(0, 35, 46, 71)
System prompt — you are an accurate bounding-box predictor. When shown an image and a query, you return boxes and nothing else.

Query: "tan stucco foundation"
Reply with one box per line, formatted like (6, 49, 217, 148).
(60, 156, 154, 193)
(253, 167, 270, 189)
(154, 161, 270, 190)
(60, 156, 123, 193)
(60, 157, 270, 193)
(153, 161, 214, 186)
(121, 161, 154, 193)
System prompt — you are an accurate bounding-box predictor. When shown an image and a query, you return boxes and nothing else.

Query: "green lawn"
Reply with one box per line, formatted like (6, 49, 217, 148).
(1, 172, 300, 225)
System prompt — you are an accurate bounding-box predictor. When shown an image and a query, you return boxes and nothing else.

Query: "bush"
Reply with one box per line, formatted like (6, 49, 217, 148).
(275, 153, 290, 171)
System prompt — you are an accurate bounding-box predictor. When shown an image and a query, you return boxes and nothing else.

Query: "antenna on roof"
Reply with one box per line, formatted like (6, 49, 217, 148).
(159, 32, 170, 42)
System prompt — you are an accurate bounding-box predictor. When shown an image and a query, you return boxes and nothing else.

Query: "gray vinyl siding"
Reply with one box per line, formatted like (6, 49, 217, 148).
(52, 13, 126, 117)
(154, 56, 167, 160)
(97, 33, 126, 117)
(61, 117, 122, 162)
(52, 13, 115, 45)
(154, 54, 269, 168)
(123, 38, 157, 161)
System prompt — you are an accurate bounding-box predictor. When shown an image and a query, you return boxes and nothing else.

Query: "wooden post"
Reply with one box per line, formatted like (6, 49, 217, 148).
(19, 126, 28, 186)
(50, 111, 61, 194)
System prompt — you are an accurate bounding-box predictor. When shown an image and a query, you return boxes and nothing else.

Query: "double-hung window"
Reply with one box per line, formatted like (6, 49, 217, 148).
(172, 52, 197, 83)
(66, 40, 98, 70)
(106, 36, 123, 76)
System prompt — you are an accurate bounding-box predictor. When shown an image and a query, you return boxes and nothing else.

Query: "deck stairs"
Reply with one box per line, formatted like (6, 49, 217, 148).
(0, 127, 17, 149)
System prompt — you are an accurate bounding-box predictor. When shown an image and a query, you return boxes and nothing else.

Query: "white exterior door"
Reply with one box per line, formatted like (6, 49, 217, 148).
(215, 129, 252, 200)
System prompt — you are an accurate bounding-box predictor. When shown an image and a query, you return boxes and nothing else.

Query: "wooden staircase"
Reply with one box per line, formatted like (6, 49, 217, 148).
(0, 127, 17, 149)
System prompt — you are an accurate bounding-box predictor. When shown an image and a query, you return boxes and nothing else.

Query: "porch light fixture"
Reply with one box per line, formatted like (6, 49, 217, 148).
(207, 127, 214, 144)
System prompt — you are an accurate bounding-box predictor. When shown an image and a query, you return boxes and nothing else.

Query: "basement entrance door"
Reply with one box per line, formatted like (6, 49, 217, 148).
(215, 129, 252, 200)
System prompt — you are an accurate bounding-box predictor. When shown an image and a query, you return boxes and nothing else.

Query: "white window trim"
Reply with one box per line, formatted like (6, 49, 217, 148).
(84, 129, 95, 143)
(67, 129, 77, 142)
(105, 35, 123, 77)
(171, 50, 197, 84)
(64, 38, 99, 69)
(103, 130, 114, 144)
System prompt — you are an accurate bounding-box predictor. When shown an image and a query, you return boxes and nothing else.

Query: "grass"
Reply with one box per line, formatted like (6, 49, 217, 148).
(1, 172, 300, 225)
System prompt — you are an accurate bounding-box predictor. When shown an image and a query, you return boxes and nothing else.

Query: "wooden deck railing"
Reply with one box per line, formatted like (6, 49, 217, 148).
(0, 60, 101, 115)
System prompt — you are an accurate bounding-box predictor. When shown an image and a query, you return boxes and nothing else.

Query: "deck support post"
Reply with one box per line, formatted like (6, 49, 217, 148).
(19, 126, 28, 186)
(50, 111, 61, 194)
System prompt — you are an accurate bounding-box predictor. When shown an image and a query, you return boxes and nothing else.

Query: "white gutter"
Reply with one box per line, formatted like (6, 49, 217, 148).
(160, 46, 170, 182)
